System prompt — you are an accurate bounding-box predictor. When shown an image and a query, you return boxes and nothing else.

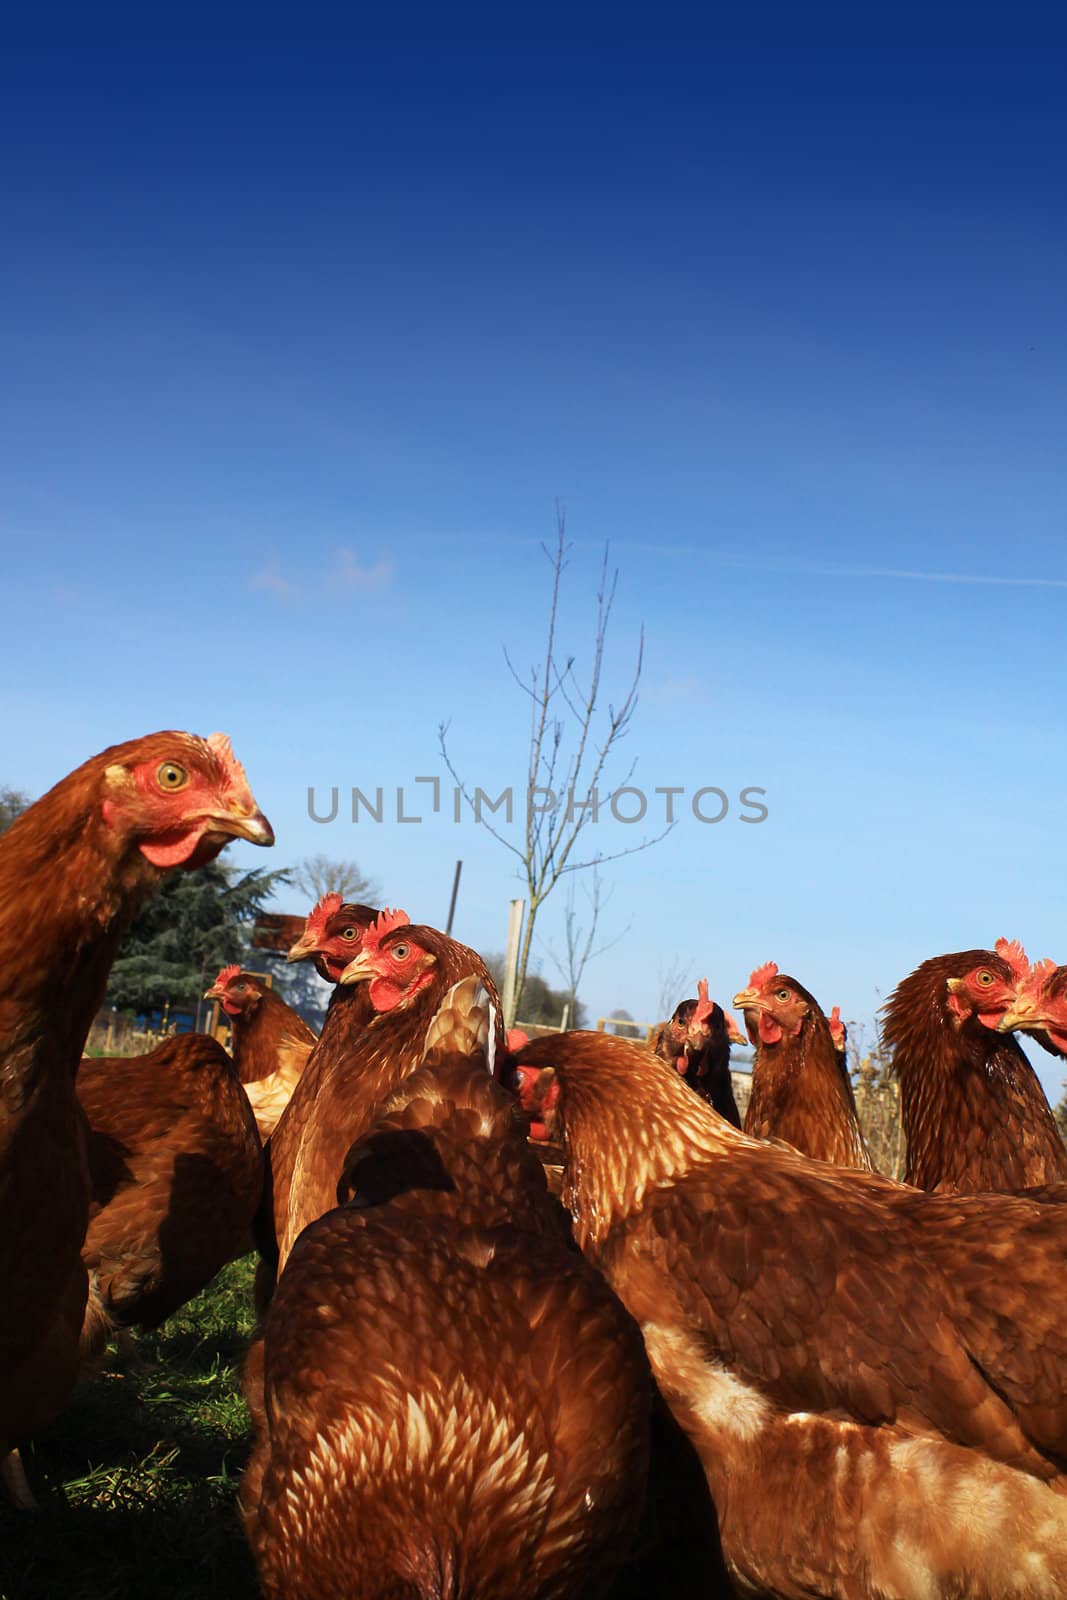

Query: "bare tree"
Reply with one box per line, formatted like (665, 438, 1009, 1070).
(440, 506, 671, 1024)
(542, 867, 631, 1021)
(290, 855, 380, 907)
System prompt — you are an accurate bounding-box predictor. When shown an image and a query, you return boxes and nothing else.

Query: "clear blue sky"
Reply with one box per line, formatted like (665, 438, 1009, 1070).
(2, 17, 1065, 1093)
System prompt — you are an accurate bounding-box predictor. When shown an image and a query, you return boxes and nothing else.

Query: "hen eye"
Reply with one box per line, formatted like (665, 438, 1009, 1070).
(776, 988, 791, 1003)
(341, 927, 358, 941)
(235, 982, 247, 992)
(392, 943, 410, 961)
(976, 970, 995, 987)
(157, 762, 188, 791)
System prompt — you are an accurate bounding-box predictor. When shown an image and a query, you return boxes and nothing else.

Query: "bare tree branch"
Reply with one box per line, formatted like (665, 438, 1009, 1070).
(657, 954, 696, 1022)
(439, 504, 666, 1023)
(437, 724, 526, 863)
(542, 866, 633, 1004)
(291, 855, 380, 905)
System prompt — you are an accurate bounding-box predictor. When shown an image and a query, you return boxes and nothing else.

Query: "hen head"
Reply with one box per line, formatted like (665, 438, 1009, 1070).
(286, 893, 379, 983)
(511, 1057, 561, 1139)
(99, 731, 273, 869)
(204, 964, 266, 1017)
(994, 955, 1067, 1051)
(733, 961, 811, 1046)
(664, 979, 722, 1071)
(338, 908, 438, 1012)
(944, 938, 1031, 1032)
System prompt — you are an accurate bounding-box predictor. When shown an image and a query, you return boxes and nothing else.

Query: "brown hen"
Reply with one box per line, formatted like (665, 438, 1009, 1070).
(529, 1027, 1067, 1598)
(77, 1032, 263, 1365)
(203, 965, 317, 1139)
(883, 939, 1067, 1193)
(735, 961, 872, 1169)
(651, 979, 742, 1128)
(242, 978, 653, 1600)
(0, 730, 270, 1464)
(1006, 959, 1067, 1068)
(276, 910, 502, 1270)
(253, 898, 381, 1296)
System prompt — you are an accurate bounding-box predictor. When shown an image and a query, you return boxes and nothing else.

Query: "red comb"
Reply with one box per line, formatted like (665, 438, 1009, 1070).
(749, 960, 778, 989)
(507, 1028, 530, 1052)
(215, 963, 242, 988)
(206, 732, 256, 807)
(305, 891, 343, 935)
(994, 938, 1030, 984)
(693, 978, 714, 1026)
(829, 1005, 841, 1023)
(361, 907, 411, 954)
(1024, 956, 1057, 995)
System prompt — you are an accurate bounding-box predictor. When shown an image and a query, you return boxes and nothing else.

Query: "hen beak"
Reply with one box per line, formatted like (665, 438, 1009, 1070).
(215, 808, 274, 847)
(339, 950, 376, 986)
(733, 987, 760, 1011)
(203, 983, 224, 1001)
(726, 1013, 747, 1046)
(286, 931, 320, 964)
(996, 995, 1043, 1032)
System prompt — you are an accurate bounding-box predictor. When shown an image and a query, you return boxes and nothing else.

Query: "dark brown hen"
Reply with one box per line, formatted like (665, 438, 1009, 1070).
(536, 1027, 1067, 1598)
(0, 730, 270, 1464)
(77, 1032, 263, 1363)
(735, 961, 872, 1170)
(651, 979, 742, 1128)
(242, 979, 653, 1600)
(883, 940, 1067, 1193)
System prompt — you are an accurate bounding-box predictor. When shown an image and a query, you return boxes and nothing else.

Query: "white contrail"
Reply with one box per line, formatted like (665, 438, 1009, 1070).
(605, 541, 1067, 589)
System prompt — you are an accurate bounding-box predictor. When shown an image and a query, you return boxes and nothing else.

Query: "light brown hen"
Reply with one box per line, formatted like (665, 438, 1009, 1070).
(529, 1026, 1067, 1598)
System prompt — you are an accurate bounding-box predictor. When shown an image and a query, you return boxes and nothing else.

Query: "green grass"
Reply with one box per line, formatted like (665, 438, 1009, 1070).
(0, 1257, 261, 1600)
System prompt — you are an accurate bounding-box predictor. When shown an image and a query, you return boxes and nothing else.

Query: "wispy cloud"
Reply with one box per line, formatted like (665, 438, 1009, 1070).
(799, 562, 1067, 590)
(333, 548, 394, 593)
(249, 568, 301, 602)
(248, 547, 394, 603)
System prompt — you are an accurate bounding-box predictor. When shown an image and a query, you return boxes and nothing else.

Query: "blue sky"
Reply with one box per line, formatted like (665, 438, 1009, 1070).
(2, 20, 1065, 1093)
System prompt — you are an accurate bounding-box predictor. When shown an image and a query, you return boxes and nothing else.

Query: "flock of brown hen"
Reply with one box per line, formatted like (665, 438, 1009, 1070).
(3, 730, 1067, 1598)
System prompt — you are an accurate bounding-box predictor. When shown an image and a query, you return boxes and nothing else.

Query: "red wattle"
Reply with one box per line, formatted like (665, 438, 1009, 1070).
(139, 832, 209, 870)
